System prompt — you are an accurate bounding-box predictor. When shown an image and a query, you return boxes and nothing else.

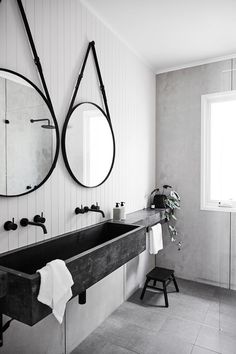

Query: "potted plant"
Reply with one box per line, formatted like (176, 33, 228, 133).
(151, 185, 182, 250)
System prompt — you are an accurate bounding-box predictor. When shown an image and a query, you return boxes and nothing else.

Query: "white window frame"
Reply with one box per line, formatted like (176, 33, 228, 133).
(201, 90, 236, 212)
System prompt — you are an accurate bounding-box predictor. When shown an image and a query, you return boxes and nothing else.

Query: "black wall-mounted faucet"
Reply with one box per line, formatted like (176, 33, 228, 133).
(20, 218, 47, 234)
(85, 204, 105, 218)
(75, 203, 105, 218)
(4, 218, 18, 231)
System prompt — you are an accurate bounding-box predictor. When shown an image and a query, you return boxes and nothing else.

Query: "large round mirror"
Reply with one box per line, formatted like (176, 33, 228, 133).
(62, 102, 115, 188)
(0, 69, 59, 197)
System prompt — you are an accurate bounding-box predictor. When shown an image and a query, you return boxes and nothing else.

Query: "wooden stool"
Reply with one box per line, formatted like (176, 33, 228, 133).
(140, 267, 179, 307)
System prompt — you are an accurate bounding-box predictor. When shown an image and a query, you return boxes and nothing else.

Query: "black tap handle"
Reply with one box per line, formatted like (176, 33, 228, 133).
(75, 206, 85, 214)
(41, 212, 46, 223)
(40, 212, 46, 223)
(75, 207, 79, 214)
(33, 213, 46, 223)
(4, 218, 18, 231)
(91, 204, 100, 210)
(12, 218, 17, 230)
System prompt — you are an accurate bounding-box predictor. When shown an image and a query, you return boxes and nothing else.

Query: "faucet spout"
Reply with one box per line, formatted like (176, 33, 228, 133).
(20, 218, 48, 234)
(28, 221, 47, 234)
(85, 208, 105, 218)
(95, 209, 105, 218)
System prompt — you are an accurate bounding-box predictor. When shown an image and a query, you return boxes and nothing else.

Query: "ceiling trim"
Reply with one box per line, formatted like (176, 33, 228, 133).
(81, 0, 236, 76)
(80, 0, 155, 73)
(156, 53, 236, 75)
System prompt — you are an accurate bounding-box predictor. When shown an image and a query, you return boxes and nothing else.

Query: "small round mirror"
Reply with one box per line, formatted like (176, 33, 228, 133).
(0, 69, 59, 197)
(62, 102, 115, 188)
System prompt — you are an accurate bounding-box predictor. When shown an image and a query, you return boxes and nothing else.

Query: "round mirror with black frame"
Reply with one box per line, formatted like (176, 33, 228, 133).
(0, 69, 60, 197)
(62, 102, 115, 188)
(62, 41, 115, 188)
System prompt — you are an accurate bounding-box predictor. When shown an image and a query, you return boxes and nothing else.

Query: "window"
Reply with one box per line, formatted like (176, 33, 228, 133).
(201, 90, 236, 211)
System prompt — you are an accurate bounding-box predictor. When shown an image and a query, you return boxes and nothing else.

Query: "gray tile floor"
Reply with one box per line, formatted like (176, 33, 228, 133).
(72, 279, 236, 354)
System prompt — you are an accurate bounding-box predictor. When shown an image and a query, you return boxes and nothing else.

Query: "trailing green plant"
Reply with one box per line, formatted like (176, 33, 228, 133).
(164, 187, 182, 250)
(152, 185, 182, 250)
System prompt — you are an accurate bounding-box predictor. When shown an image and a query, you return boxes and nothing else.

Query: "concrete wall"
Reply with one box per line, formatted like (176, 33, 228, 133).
(0, 0, 156, 353)
(156, 59, 236, 290)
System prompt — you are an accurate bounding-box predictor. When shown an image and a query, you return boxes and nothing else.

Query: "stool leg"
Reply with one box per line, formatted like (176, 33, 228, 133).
(140, 279, 149, 300)
(153, 280, 157, 287)
(163, 283, 169, 307)
(172, 274, 179, 293)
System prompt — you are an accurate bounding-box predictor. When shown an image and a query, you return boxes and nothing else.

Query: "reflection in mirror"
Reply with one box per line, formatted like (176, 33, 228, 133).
(0, 70, 58, 197)
(64, 103, 115, 187)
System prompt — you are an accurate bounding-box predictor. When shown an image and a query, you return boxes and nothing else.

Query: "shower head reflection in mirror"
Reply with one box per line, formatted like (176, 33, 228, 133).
(30, 119, 55, 129)
(0, 69, 59, 197)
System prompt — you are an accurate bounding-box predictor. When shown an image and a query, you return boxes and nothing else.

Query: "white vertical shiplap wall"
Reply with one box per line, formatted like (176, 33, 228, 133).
(0, 0, 155, 251)
(0, 1, 155, 353)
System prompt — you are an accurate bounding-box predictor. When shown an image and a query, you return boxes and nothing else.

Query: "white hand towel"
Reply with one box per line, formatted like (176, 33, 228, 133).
(148, 223, 163, 254)
(37, 259, 74, 324)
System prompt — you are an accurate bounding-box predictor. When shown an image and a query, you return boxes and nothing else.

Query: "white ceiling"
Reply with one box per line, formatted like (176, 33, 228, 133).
(82, 0, 236, 73)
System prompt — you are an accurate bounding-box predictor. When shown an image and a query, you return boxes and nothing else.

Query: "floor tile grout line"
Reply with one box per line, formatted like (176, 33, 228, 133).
(170, 314, 222, 332)
(193, 319, 203, 349)
(102, 317, 164, 338)
(193, 344, 221, 354)
(190, 344, 194, 354)
(115, 344, 141, 354)
(127, 308, 218, 330)
(99, 333, 143, 354)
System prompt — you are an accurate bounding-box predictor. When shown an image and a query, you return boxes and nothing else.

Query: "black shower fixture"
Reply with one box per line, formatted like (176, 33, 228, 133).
(30, 118, 55, 129)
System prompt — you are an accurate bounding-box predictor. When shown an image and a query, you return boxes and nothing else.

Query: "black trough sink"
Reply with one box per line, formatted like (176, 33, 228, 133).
(0, 221, 145, 326)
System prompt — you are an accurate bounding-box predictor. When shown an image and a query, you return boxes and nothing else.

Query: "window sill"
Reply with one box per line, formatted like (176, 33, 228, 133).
(201, 205, 236, 213)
